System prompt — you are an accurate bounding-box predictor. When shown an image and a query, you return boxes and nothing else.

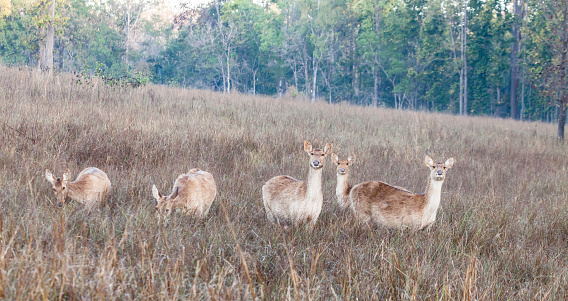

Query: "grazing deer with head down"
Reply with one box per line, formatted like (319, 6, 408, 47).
(349, 156, 454, 230)
(262, 140, 332, 228)
(331, 153, 356, 210)
(152, 169, 217, 219)
(45, 167, 111, 209)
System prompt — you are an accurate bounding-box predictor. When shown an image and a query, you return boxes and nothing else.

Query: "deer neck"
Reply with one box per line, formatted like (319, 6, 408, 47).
(335, 174, 350, 199)
(305, 166, 323, 202)
(422, 178, 444, 219)
(65, 182, 80, 201)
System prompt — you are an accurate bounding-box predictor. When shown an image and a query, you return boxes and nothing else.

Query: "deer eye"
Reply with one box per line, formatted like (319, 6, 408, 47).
(310, 153, 314, 155)
(62, 187, 65, 190)
(52, 188, 56, 191)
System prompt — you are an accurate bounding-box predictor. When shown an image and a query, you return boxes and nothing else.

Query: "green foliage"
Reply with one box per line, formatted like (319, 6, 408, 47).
(77, 61, 150, 88)
(0, 0, 565, 123)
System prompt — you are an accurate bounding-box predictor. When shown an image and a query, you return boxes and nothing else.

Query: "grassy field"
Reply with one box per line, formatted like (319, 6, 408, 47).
(1, 65, 568, 300)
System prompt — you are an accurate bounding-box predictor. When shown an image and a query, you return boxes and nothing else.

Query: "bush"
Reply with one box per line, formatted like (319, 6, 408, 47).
(76, 62, 150, 88)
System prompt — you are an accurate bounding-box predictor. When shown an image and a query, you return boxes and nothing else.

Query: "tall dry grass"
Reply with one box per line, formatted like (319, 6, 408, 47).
(0, 65, 567, 300)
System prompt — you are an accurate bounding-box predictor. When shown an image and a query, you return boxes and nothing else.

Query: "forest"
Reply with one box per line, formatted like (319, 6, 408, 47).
(1, 0, 567, 138)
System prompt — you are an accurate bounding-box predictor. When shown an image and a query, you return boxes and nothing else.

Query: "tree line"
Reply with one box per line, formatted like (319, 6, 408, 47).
(1, 0, 567, 139)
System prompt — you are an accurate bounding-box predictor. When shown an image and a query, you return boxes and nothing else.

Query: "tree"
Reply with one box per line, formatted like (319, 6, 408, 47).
(356, 0, 385, 107)
(459, 0, 468, 116)
(0, 0, 12, 17)
(529, 0, 568, 140)
(34, 0, 66, 75)
(510, 0, 525, 119)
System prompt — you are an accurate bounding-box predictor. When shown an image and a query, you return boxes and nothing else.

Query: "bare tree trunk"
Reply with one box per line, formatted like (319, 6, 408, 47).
(510, 0, 523, 119)
(558, 104, 566, 141)
(373, 67, 378, 107)
(40, 0, 56, 75)
(351, 28, 360, 104)
(303, 44, 310, 96)
(459, 1, 464, 115)
(497, 87, 501, 115)
(311, 58, 318, 102)
(395, 93, 399, 109)
(293, 63, 298, 90)
(227, 44, 231, 93)
(58, 37, 64, 71)
(558, 48, 568, 140)
(520, 45, 526, 120)
(462, 0, 468, 115)
(125, 0, 130, 68)
(373, 0, 382, 108)
(252, 70, 257, 95)
(37, 28, 45, 74)
(353, 64, 359, 103)
(459, 69, 463, 115)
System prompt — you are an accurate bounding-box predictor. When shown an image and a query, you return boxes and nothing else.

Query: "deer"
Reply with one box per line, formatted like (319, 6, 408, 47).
(331, 153, 356, 210)
(349, 156, 454, 230)
(45, 167, 111, 209)
(262, 140, 332, 229)
(152, 168, 217, 219)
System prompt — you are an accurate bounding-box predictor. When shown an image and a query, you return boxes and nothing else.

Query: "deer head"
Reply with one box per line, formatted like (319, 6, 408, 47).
(45, 169, 71, 207)
(331, 153, 356, 175)
(425, 156, 454, 181)
(304, 141, 332, 169)
(152, 185, 179, 217)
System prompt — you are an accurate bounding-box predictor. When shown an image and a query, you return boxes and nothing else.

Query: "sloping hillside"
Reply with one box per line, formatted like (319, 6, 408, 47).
(1, 66, 567, 299)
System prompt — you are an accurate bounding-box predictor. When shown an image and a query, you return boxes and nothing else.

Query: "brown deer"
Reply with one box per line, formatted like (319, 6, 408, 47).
(349, 156, 454, 230)
(45, 167, 111, 209)
(331, 153, 356, 210)
(262, 140, 332, 228)
(152, 169, 217, 218)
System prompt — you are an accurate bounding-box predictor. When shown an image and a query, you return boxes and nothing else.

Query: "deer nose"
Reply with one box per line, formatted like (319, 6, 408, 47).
(313, 160, 320, 167)
(437, 170, 443, 175)
(339, 168, 346, 173)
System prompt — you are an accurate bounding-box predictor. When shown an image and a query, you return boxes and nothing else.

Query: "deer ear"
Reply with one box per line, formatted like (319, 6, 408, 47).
(331, 153, 339, 164)
(324, 143, 332, 154)
(45, 169, 55, 183)
(304, 140, 313, 153)
(444, 158, 455, 169)
(152, 185, 161, 200)
(348, 155, 356, 165)
(62, 169, 70, 182)
(425, 156, 434, 167)
(170, 187, 180, 199)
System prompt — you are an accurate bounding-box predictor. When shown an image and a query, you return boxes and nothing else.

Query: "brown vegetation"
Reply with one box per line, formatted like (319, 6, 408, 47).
(1, 65, 568, 299)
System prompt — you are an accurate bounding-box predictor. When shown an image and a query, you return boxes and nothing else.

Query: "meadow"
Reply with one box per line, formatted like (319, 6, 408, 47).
(1, 65, 567, 300)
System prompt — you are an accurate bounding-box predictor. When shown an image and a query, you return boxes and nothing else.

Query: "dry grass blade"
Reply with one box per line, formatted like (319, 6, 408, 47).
(219, 197, 256, 300)
(462, 254, 478, 301)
